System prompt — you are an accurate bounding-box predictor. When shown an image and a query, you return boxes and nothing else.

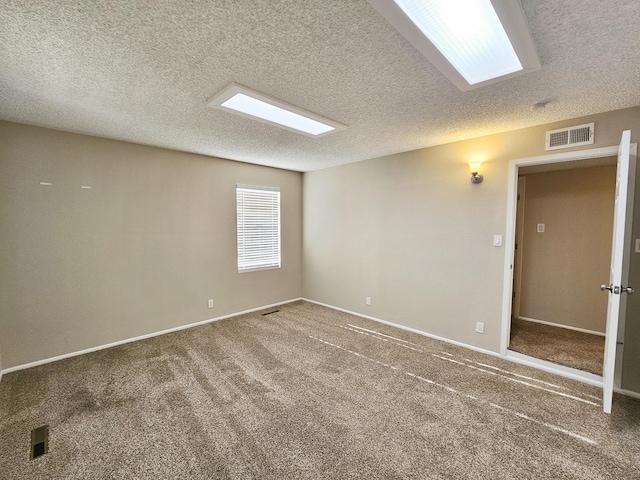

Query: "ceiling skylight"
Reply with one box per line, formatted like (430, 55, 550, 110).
(208, 84, 346, 137)
(394, 0, 522, 84)
(367, 0, 540, 91)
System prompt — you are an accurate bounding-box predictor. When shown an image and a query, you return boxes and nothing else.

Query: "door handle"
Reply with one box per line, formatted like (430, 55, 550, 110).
(600, 284, 634, 294)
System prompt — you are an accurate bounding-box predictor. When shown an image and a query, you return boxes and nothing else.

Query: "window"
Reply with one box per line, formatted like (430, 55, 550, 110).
(236, 184, 281, 273)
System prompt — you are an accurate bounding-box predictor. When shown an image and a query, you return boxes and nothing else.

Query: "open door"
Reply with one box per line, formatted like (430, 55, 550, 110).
(601, 130, 634, 414)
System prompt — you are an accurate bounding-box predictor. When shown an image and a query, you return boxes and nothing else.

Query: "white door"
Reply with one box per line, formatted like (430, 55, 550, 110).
(602, 130, 633, 414)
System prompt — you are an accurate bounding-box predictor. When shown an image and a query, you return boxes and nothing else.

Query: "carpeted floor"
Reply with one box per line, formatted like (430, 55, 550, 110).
(509, 318, 605, 375)
(1, 301, 639, 479)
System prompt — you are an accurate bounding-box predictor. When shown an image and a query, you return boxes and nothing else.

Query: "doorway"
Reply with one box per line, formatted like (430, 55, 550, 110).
(500, 139, 637, 405)
(509, 159, 616, 376)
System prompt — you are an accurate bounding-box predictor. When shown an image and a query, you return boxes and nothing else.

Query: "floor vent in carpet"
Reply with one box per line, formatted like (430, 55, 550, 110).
(30, 425, 49, 459)
(262, 310, 280, 316)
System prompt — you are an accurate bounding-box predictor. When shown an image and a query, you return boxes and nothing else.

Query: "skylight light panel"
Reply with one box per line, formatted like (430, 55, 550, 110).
(394, 0, 521, 84)
(367, 0, 540, 91)
(208, 84, 346, 137)
(221, 93, 334, 136)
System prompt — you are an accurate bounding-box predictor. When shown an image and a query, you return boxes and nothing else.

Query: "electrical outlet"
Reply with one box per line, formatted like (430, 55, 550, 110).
(365, 296, 372, 306)
(208, 299, 214, 308)
(475, 322, 484, 334)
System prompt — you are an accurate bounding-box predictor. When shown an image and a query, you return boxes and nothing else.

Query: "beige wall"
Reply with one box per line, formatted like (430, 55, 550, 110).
(3, 107, 640, 393)
(0, 121, 303, 369)
(303, 106, 640, 392)
(517, 165, 616, 333)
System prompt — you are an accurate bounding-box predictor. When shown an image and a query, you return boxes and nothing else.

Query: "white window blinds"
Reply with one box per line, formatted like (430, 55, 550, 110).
(236, 185, 281, 273)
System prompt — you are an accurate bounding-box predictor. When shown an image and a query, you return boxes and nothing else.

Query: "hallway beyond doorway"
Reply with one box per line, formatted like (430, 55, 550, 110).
(509, 318, 605, 375)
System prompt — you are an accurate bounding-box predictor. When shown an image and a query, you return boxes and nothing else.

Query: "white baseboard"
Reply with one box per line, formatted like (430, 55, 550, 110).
(4, 297, 639, 403)
(303, 298, 640, 401)
(505, 350, 603, 387)
(516, 316, 605, 337)
(0, 298, 302, 378)
(302, 298, 500, 358)
(614, 387, 640, 400)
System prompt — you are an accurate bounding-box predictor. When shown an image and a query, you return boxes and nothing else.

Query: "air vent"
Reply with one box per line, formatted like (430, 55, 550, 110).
(545, 123, 594, 151)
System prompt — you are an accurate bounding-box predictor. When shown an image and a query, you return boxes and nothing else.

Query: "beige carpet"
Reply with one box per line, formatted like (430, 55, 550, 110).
(509, 318, 605, 375)
(1, 301, 639, 479)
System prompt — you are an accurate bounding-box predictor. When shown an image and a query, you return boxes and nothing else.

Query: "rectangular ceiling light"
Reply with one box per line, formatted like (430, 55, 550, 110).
(367, 0, 540, 91)
(208, 84, 346, 137)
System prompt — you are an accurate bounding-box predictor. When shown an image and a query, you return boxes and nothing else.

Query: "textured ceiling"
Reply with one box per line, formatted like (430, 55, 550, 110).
(1, 0, 640, 172)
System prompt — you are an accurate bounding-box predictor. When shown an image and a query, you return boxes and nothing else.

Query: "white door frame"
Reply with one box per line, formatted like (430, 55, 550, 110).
(512, 176, 526, 321)
(500, 143, 637, 356)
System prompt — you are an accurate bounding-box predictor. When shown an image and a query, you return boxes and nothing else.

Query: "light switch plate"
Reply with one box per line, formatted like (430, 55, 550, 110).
(537, 223, 545, 233)
(493, 235, 503, 247)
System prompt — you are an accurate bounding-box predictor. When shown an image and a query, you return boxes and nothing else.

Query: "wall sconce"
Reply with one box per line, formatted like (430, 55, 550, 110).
(468, 162, 484, 184)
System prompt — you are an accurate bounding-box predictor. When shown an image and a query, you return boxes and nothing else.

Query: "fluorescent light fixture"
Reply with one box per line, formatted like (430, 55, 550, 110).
(367, 0, 540, 91)
(394, 0, 522, 84)
(208, 84, 346, 137)
(222, 94, 334, 135)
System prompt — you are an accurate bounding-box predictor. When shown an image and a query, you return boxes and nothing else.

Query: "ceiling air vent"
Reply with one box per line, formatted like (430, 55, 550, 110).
(545, 123, 594, 151)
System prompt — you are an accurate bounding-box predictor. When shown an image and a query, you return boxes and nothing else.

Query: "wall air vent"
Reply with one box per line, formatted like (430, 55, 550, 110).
(545, 123, 594, 151)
